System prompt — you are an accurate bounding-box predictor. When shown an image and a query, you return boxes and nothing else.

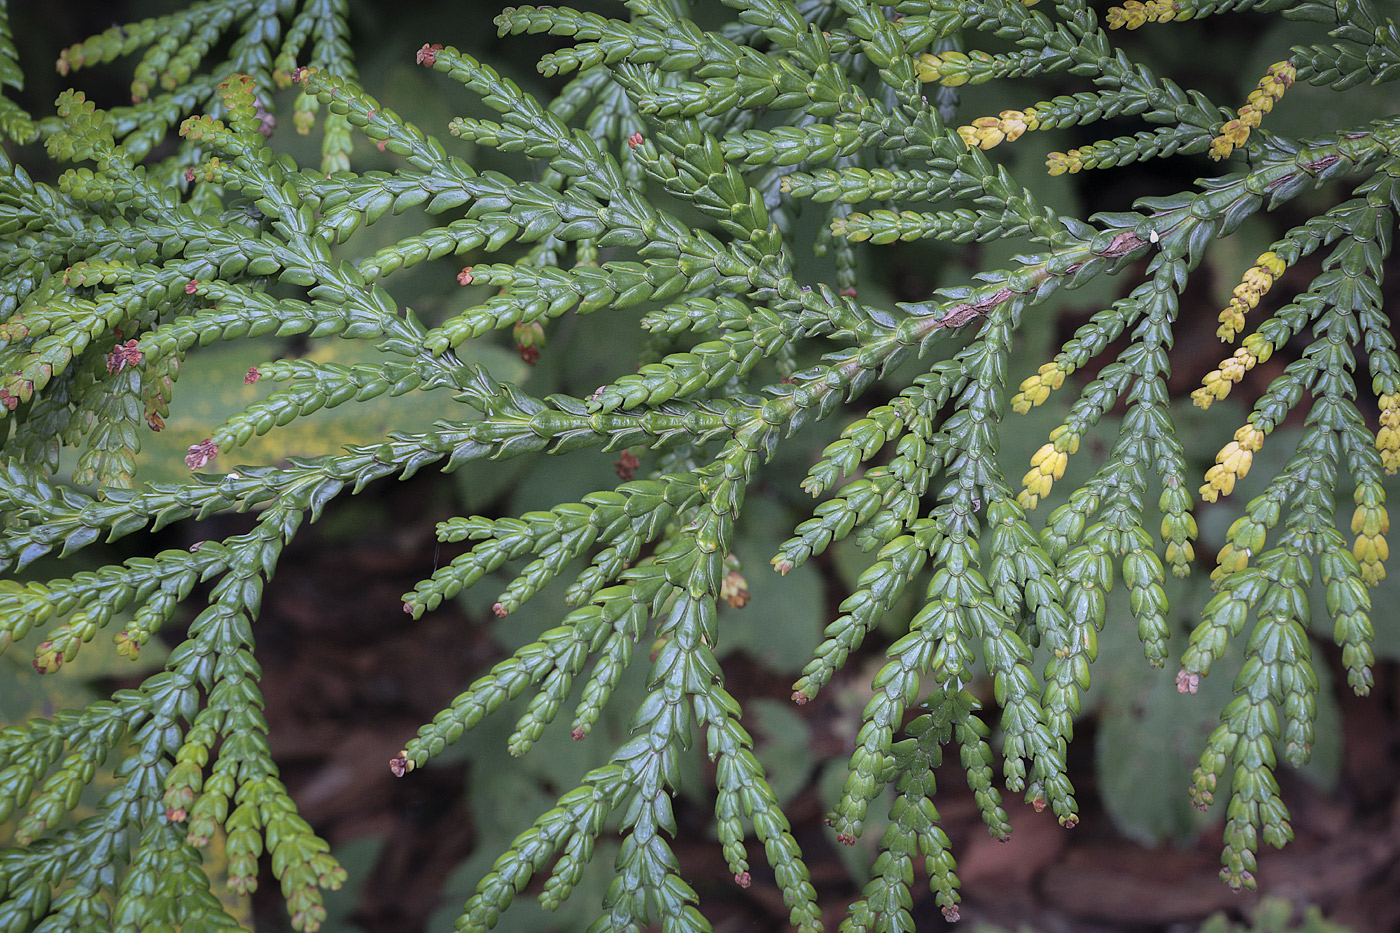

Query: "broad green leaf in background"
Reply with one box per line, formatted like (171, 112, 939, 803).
(750, 698, 816, 806)
(726, 495, 825, 674)
(0, 556, 169, 729)
(427, 614, 649, 933)
(1092, 578, 1242, 846)
(133, 338, 526, 485)
(319, 835, 387, 933)
(1092, 575, 1342, 846)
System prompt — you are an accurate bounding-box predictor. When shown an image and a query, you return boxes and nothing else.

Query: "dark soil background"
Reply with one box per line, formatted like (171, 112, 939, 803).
(234, 484, 1400, 933)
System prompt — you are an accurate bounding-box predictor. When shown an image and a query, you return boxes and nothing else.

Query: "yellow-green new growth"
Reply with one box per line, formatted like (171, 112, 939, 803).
(3, 0, 1399, 930)
(1218, 252, 1287, 341)
(1210, 61, 1296, 161)
(1192, 335, 1275, 410)
(1105, 0, 1183, 29)
(955, 108, 1040, 150)
(1350, 495, 1389, 585)
(1011, 360, 1069, 413)
(1200, 423, 1266, 503)
(1376, 393, 1400, 475)
(1017, 426, 1080, 510)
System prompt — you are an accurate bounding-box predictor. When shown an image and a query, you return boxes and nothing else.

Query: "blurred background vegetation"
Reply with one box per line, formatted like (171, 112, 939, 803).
(2, 1, 1398, 930)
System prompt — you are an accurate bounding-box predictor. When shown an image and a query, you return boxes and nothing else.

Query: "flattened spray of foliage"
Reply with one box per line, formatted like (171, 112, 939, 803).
(0, 0, 1396, 930)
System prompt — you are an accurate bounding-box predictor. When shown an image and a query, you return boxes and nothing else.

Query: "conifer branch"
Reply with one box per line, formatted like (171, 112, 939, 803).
(1, 0, 1398, 928)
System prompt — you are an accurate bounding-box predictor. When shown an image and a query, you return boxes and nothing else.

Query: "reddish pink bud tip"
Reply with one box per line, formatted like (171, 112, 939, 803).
(416, 43, 443, 66)
(457, 267, 474, 285)
(184, 438, 218, 469)
(836, 832, 855, 846)
(106, 339, 143, 374)
(244, 366, 260, 384)
(492, 603, 507, 618)
(571, 727, 586, 741)
(941, 905, 960, 922)
(734, 871, 751, 889)
(185, 279, 199, 294)
(791, 690, 809, 706)
(402, 602, 413, 614)
(614, 449, 640, 481)
(627, 132, 644, 149)
(184, 168, 196, 182)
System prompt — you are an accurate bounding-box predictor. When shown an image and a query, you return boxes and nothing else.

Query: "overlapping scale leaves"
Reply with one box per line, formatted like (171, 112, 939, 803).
(0, 0, 1397, 931)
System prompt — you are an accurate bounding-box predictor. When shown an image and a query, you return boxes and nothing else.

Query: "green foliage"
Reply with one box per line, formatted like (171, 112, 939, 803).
(0, 0, 1397, 931)
(974, 895, 1356, 933)
(1200, 896, 1354, 933)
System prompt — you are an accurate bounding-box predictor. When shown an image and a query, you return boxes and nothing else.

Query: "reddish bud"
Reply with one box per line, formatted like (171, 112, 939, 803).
(33, 641, 61, 674)
(106, 339, 143, 374)
(184, 167, 196, 182)
(791, 690, 809, 706)
(512, 320, 545, 365)
(1176, 669, 1200, 695)
(721, 570, 750, 609)
(1031, 796, 1047, 812)
(492, 603, 507, 618)
(0, 389, 14, 411)
(254, 98, 275, 137)
(185, 279, 198, 294)
(571, 727, 586, 741)
(114, 631, 141, 660)
(836, 832, 855, 846)
(244, 366, 260, 385)
(941, 905, 960, 922)
(377, 140, 387, 151)
(614, 449, 640, 481)
(184, 438, 218, 470)
(416, 43, 444, 67)
(457, 267, 474, 285)
(627, 131, 644, 149)
(402, 601, 414, 614)
(734, 871, 751, 889)
(389, 750, 412, 777)
(840, 286, 858, 299)
(166, 807, 188, 823)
